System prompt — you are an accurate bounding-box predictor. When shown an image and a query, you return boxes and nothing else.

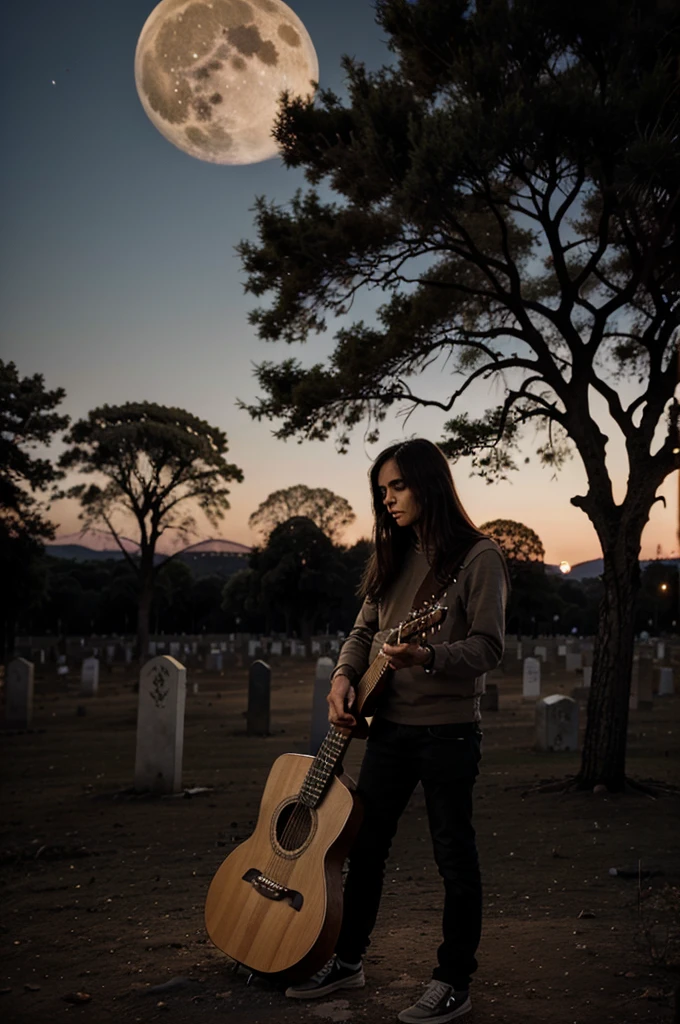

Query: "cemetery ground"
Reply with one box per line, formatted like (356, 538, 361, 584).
(1, 656, 679, 1024)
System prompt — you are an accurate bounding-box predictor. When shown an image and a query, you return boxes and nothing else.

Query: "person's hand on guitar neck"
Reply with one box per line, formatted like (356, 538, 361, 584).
(327, 673, 369, 738)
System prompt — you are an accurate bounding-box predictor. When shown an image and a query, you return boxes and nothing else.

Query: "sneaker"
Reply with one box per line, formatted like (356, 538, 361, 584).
(397, 980, 471, 1023)
(284, 956, 365, 999)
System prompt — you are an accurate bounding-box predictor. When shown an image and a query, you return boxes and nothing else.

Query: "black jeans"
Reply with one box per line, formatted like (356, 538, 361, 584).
(335, 717, 482, 990)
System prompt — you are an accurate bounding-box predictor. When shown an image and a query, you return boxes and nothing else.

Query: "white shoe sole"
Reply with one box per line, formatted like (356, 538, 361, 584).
(397, 994, 471, 1023)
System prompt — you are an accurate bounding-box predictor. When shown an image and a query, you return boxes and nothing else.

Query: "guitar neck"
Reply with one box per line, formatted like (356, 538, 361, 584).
(298, 652, 392, 810)
(298, 723, 352, 808)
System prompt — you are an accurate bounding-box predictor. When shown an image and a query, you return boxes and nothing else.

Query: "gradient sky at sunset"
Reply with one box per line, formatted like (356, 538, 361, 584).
(2, 0, 676, 567)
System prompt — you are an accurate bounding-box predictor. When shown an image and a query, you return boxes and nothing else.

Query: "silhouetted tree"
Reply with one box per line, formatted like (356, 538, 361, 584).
(249, 484, 356, 543)
(237, 0, 680, 791)
(241, 517, 345, 639)
(0, 361, 69, 659)
(59, 403, 243, 661)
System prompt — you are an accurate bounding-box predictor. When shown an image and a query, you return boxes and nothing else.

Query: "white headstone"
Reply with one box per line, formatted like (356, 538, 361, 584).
(169, 641, 181, 658)
(106, 644, 116, 662)
(535, 695, 579, 752)
(656, 642, 665, 661)
(658, 667, 674, 696)
(271, 641, 283, 656)
(565, 652, 582, 672)
(134, 656, 186, 794)
(310, 657, 334, 754)
(582, 666, 592, 687)
(522, 657, 541, 699)
(5, 658, 34, 728)
(148, 641, 157, 657)
(80, 657, 100, 696)
(517, 642, 523, 660)
(248, 639, 259, 658)
(558, 644, 567, 657)
(311, 640, 321, 656)
(534, 645, 547, 662)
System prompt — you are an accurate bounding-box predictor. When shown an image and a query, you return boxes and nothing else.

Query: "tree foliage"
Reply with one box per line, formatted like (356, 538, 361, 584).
(0, 361, 69, 659)
(59, 402, 243, 657)
(480, 519, 545, 563)
(235, 0, 680, 790)
(228, 517, 346, 637)
(248, 484, 356, 542)
(0, 360, 69, 543)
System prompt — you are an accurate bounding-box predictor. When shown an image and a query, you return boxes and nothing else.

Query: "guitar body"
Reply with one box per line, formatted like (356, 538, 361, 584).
(205, 753, 362, 980)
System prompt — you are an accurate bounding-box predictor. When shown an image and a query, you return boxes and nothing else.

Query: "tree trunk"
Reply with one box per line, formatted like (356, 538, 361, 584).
(137, 579, 153, 665)
(576, 544, 641, 792)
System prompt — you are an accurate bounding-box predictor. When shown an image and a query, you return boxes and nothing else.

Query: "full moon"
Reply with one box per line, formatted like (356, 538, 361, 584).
(134, 0, 319, 164)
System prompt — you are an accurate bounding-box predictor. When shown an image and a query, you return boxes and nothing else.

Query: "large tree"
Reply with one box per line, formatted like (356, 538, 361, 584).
(236, 517, 345, 639)
(480, 519, 552, 635)
(237, 0, 680, 790)
(0, 361, 69, 660)
(248, 483, 356, 543)
(59, 403, 243, 660)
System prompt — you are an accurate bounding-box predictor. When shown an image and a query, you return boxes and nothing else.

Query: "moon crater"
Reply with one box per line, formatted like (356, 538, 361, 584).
(135, 0, 318, 164)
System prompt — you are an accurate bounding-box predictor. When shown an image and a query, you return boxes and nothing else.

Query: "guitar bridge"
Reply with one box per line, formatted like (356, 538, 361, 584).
(242, 868, 303, 911)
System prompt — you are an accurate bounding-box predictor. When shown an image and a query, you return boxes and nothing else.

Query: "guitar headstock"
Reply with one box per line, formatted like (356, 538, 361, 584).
(387, 604, 448, 646)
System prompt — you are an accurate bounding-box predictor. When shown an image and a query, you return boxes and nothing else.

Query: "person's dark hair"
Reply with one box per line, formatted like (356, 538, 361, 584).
(360, 438, 486, 603)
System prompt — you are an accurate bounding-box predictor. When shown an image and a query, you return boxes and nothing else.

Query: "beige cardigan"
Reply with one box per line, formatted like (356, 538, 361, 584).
(334, 538, 508, 725)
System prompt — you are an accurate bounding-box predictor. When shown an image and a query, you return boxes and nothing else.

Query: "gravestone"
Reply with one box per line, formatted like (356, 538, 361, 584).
(134, 656, 186, 794)
(248, 640, 260, 659)
(311, 640, 321, 656)
(80, 657, 100, 696)
(106, 644, 116, 663)
(582, 666, 592, 687)
(558, 644, 567, 657)
(534, 645, 547, 663)
(310, 657, 334, 754)
(517, 642, 523, 660)
(206, 651, 223, 672)
(630, 653, 654, 710)
(565, 652, 582, 672)
(57, 654, 69, 677)
(271, 641, 283, 656)
(247, 661, 271, 736)
(481, 681, 499, 712)
(169, 641, 181, 659)
(535, 695, 579, 752)
(656, 641, 665, 661)
(148, 641, 157, 657)
(5, 658, 34, 728)
(522, 657, 541, 699)
(124, 645, 133, 664)
(657, 667, 674, 696)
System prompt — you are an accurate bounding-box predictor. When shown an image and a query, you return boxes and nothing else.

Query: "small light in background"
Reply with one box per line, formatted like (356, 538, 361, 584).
(559, 560, 571, 574)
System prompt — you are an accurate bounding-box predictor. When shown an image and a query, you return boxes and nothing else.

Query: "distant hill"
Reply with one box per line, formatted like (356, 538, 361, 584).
(45, 534, 252, 578)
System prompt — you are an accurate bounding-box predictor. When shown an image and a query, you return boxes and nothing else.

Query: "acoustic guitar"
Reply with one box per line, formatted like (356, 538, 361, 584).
(204, 603, 447, 982)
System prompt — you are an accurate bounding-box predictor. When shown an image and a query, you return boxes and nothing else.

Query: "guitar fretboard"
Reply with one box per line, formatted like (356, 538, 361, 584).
(299, 724, 351, 808)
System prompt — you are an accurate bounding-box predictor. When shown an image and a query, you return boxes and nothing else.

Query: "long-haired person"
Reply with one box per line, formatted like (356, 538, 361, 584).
(285, 438, 509, 1023)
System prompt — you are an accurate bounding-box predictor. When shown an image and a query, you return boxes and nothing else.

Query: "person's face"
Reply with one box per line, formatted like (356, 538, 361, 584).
(377, 457, 420, 529)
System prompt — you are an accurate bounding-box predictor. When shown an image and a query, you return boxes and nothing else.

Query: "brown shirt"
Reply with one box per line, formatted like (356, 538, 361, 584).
(333, 538, 508, 725)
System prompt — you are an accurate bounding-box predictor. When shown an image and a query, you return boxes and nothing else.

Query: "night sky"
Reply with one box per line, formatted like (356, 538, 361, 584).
(1, 0, 675, 564)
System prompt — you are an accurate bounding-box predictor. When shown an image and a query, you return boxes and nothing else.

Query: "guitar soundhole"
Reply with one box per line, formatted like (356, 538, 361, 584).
(274, 800, 315, 854)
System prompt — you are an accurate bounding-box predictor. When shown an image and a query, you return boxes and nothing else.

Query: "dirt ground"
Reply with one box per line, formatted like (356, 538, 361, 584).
(1, 655, 679, 1024)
